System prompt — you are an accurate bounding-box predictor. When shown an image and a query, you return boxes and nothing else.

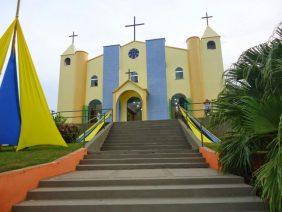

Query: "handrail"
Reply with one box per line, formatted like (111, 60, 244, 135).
(51, 108, 112, 143)
(77, 110, 112, 143)
(178, 106, 220, 146)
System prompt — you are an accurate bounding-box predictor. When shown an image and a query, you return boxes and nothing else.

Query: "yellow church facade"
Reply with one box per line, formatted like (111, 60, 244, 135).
(57, 26, 224, 123)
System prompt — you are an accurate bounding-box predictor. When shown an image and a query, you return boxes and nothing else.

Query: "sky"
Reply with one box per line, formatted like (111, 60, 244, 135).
(0, 0, 281, 110)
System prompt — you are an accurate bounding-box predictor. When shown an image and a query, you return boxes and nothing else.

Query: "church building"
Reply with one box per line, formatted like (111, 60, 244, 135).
(57, 23, 224, 123)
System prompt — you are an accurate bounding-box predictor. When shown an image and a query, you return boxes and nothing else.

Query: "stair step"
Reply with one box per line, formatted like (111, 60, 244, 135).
(76, 162, 208, 170)
(27, 184, 254, 200)
(101, 145, 189, 151)
(105, 139, 189, 144)
(80, 157, 205, 164)
(93, 149, 194, 154)
(39, 176, 245, 188)
(103, 141, 187, 146)
(103, 143, 188, 147)
(84, 152, 202, 159)
(13, 197, 265, 212)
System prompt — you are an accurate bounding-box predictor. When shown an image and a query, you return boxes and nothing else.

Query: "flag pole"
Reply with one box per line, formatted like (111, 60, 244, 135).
(11, 0, 21, 53)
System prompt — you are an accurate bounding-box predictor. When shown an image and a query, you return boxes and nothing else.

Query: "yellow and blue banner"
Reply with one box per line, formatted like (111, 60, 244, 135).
(0, 19, 67, 150)
(0, 52, 21, 145)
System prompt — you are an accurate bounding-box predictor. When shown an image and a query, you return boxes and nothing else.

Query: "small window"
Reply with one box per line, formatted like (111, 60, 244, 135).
(175, 67, 184, 80)
(130, 72, 138, 83)
(91, 75, 98, 87)
(64, 58, 71, 66)
(207, 41, 216, 49)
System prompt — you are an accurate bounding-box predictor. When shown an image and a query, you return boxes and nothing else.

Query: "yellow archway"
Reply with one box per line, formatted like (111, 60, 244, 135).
(112, 80, 148, 122)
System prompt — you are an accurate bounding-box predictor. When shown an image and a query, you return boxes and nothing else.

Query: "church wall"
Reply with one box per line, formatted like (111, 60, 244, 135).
(146, 38, 169, 120)
(85, 56, 103, 106)
(120, 41, 147, 89)
(103, 45, 120, 110)
(165, 47, 190, 100)
(201, 37, 224, 100)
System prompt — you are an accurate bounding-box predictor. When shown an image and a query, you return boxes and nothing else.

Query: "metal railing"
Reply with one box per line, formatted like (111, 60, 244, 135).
(51, 108, 113, 143)
(177, 105, 220, 147)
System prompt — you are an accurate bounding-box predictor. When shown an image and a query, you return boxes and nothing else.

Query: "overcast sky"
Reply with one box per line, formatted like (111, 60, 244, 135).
(0, 0, 281, 110)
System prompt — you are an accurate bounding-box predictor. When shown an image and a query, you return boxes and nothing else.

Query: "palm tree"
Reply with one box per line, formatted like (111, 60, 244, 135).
(210, 24, 282, 211)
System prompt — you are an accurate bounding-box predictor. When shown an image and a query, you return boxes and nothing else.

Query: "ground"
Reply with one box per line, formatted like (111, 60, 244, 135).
(0, 143, 84, 173)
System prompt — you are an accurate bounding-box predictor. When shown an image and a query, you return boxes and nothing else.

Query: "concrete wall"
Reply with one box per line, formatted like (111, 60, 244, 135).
(0, 148, 87, 212)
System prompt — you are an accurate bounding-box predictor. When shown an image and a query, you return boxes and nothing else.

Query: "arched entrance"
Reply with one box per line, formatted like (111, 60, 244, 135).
(88, 99, 102, 123)
(127, 97, 142, 121)
(171, 94, 190, 119)
(112, 80, 148, 122)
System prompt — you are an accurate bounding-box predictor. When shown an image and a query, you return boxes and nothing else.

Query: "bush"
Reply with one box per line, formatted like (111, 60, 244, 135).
(58, 124, 80, 143)
(52, 113, 80, 143)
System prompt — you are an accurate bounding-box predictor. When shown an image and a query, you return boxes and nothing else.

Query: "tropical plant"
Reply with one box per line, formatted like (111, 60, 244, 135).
(210, 23, 282, 211)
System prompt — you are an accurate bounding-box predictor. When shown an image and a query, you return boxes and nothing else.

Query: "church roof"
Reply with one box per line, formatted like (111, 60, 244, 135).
(62, 44, 76, 55)
(202, 26, 220, 38)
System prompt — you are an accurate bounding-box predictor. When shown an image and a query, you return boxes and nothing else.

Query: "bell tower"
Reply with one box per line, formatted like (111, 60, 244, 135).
(57, 44, 88, 123)
(200, 26, 224, 100)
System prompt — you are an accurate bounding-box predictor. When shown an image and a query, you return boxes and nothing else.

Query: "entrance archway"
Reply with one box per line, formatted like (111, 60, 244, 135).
(171, 93, 190, 119)
(112, 80, 148, 122)
(127, 97, 142, 121)
(88, 99, 102, 123)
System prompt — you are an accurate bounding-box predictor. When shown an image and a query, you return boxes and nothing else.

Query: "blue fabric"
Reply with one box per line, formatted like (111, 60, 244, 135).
(146, 38, 169, 120)
(0, 52, 21, 145)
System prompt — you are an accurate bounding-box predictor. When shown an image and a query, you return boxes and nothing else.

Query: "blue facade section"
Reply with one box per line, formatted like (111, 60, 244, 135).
(103, 45, 120, 110)
(146, 38, 169, 120)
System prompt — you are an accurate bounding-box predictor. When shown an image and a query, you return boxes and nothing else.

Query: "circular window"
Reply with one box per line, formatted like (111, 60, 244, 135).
(128, 48, 139, 59)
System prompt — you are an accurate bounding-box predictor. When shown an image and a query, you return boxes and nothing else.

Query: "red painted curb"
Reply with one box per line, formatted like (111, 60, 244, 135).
(0, 148, 87, 212)
(199, 147, 220, 170)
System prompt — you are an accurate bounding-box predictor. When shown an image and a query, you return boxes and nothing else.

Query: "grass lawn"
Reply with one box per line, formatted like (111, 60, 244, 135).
(0, 143, 84, 173)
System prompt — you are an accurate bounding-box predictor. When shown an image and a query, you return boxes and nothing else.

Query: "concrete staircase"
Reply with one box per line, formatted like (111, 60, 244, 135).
(13, 120, 266, 212)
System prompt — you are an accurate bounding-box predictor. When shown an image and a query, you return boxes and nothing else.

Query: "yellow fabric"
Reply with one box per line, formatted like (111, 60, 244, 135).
(16, 22, 67, 151)
(0, 20, 16, 74)
(180, 107, 212, 144)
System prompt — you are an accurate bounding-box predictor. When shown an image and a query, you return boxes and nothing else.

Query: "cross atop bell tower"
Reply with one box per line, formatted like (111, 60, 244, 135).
(201, 12, 213, 26)
(69, 31, 78, 45)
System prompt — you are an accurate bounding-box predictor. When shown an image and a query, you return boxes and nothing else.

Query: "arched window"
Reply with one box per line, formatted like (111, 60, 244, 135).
(91, 75, 98, 87)
(130, 71, 138, 83)
(175, 67, 184, 80)
(207, 41, 216, 49)
(64, 58, 71, 66)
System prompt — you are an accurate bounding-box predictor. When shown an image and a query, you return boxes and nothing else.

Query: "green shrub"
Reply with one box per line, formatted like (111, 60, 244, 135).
(58, 124, 80, 143)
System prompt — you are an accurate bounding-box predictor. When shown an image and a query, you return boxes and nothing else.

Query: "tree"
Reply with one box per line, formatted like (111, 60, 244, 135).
(210, 24, 282, 211)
